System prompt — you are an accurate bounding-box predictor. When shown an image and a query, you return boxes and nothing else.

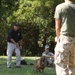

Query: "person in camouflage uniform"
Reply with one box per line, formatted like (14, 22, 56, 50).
(54, 0, 75, 75)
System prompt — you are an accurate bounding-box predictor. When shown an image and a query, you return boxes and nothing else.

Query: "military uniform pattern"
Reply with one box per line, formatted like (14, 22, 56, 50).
(55, 35, 75, 75)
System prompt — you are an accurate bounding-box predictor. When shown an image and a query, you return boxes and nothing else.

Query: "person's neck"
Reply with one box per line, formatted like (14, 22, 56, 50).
(13, 28, 18, 31)
(45, 52, 48, 54)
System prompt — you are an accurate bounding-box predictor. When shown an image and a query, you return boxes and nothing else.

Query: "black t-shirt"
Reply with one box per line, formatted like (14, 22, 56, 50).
(7, 28, 22, 42)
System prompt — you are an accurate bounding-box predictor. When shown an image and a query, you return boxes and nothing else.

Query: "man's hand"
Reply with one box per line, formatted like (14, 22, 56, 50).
(55, 36, 59, 42)
(10, 39, 19, 48)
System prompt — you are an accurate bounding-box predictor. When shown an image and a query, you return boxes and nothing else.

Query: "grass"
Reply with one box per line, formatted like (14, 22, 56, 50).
(0, 56, 56, 75)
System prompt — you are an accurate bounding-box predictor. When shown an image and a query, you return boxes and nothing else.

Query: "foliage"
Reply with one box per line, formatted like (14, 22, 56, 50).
(0, 0, 64, 56)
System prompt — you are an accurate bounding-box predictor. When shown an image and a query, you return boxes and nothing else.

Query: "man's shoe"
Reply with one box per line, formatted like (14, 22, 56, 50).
(7, 66, 11, 68)
(16, 66, 21, 68)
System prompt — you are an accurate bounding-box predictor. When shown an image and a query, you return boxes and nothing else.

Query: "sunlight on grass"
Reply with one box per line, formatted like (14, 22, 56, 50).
(0, 56, 56, 75)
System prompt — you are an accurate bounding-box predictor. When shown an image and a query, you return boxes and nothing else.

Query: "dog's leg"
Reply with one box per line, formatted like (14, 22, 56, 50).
(42, 69, 44, 73)
(39, 69, 41, 73)
(36, 69, 39, 73)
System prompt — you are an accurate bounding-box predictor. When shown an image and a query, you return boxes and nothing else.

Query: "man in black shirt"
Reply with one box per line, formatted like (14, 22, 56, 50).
(7, 23, 23, 68)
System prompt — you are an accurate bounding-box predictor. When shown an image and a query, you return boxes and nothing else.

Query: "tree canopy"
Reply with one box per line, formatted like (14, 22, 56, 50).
(0, 0, 64, 56)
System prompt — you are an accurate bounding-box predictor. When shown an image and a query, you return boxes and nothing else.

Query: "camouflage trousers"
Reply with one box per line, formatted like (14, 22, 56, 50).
(55, 35, 75, 75)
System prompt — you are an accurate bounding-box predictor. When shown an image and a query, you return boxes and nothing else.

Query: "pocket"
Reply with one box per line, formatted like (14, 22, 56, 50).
(54, 51, 61, 64)
(55, 49, 69, 65)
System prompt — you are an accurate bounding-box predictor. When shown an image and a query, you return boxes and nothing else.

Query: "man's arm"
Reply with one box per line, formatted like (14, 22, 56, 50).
(42, 53, 50, 58)
(10, 38, 23, 49)
(8, 30, 18, 47)
(10, 39, 18, 47)
(55, 19, 61, 42)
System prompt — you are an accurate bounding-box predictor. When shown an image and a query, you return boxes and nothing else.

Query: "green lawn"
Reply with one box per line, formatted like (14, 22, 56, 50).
(0, 56, 56, 75)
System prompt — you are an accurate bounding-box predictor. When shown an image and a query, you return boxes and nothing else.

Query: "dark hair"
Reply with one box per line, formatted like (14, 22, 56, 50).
(13, 22, 20, 26)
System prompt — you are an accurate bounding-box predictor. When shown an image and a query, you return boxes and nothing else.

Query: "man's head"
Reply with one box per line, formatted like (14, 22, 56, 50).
(45, 45, 49, 54)
(13, 23, 20, 31)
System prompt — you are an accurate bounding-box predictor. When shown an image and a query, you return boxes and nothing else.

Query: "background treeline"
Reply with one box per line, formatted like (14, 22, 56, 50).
(0, 0, 63, 56)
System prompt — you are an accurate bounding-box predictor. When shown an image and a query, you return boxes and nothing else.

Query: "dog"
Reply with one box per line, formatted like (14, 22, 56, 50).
(34, 56, 47, 73)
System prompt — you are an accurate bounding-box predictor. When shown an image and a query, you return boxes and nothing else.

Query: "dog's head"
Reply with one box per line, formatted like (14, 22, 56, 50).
(40, 56, 47, 67)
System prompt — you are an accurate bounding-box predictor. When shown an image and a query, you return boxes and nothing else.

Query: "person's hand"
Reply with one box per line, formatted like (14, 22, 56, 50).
(20, 46, 22, 50)
(55, 36, 59, 42)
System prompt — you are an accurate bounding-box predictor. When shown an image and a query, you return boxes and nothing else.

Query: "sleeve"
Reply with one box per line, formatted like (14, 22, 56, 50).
(8, 30, 13, 39)
(49, 52, 54, 56)
(54, 5, 62, 19)
(42, 52, 50, 57)
(42, 52, 46, 56)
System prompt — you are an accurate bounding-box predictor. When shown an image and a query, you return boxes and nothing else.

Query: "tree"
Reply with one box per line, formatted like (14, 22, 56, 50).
(0, 0, 64, 56)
